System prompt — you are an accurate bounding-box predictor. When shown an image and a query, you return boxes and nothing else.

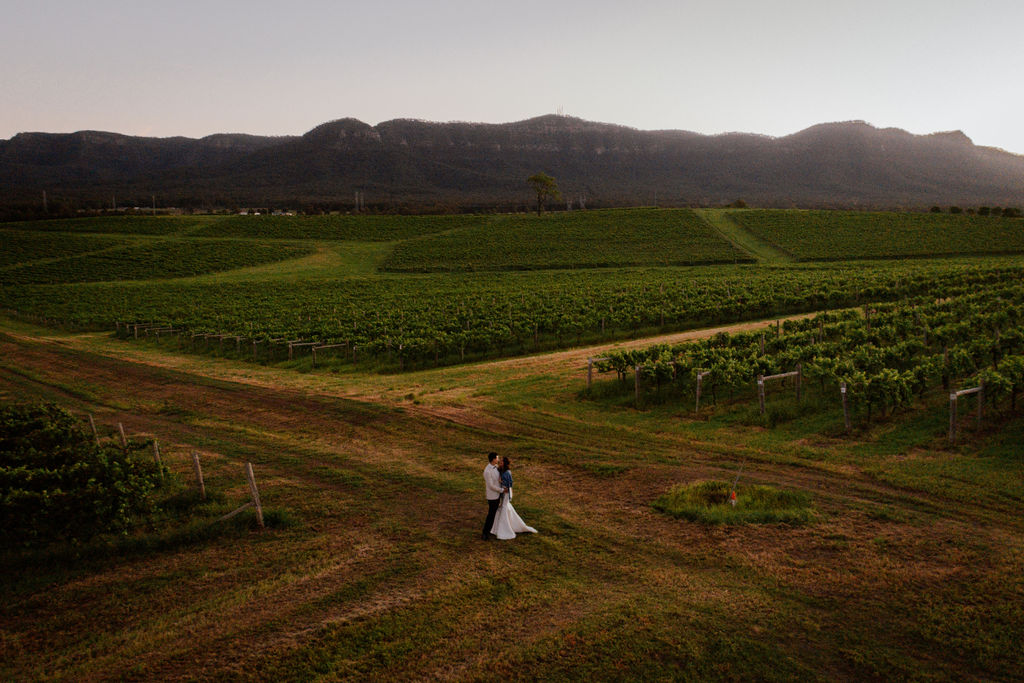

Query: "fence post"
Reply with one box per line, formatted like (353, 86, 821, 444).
(758, 376, 766, 414)
(796, 363, 803, 401)
(192, 451, 206, 500)
(118, 422, 128, 449)
(245, 462, 265, 529)
(634, 365, 641, 406)
(949, 393, 957, 444)
(153, 438, 163, 475)
(841, 382, 851, 433)
(977, 381, 984, 429)
(89, 414, 100, 446)
(587, 358, 594, 390)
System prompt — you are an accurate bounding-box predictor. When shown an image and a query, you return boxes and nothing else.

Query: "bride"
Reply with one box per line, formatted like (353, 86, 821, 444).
(491, 456, 537, 540)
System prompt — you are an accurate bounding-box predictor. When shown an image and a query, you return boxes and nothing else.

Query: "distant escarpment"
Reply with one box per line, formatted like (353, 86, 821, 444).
(2, 115, 1023, 211)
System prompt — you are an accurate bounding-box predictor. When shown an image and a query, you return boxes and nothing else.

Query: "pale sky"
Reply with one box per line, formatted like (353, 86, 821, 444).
(2, 0, 1023, 154)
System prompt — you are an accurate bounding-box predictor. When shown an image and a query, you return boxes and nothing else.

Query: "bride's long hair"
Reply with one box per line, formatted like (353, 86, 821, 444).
(500, 456, 511, 472)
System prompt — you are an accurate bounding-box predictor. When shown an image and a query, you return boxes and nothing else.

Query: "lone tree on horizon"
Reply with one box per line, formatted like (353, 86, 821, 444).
(527, 172, 561, 216)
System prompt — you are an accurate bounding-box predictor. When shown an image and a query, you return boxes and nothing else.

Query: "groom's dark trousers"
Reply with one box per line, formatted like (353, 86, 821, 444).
(482, 498, 500, 539)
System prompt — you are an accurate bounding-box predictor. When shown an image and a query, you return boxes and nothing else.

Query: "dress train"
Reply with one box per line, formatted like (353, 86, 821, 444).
(491, 490, 537, 540)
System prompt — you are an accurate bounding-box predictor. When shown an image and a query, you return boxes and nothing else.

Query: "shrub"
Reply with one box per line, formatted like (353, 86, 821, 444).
(0, 403, 165, 547)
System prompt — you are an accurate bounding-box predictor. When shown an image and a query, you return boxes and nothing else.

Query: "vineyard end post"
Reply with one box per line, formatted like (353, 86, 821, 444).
(634, 364, 641, 407)
(841, 382, 850, 433)
(192, 451, 206, 500)
(948, 393, 957, 444)
(245, 462, 265, 529)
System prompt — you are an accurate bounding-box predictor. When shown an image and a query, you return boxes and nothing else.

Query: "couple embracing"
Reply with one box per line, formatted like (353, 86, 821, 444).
(482, 452, 537, 541)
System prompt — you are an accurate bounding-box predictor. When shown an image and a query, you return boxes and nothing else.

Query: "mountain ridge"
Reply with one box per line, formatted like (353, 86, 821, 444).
(2, 115, 1023, 211)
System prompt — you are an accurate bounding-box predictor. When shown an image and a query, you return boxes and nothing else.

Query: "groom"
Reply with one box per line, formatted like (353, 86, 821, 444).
(482, 451, 504, 540)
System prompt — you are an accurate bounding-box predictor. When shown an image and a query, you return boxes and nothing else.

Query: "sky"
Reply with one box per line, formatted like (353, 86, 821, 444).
(2, 0, 1023, 154)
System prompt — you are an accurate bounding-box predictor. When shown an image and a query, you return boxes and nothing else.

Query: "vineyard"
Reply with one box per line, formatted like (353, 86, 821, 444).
(3, 209, 1024, 681)
(187, 213, 485, 241)
(2, 215, 211, 235)
(0, 229, 130, 268)
(381, 208, 751, 271)
(729, 210, 1024, 261)
(595, 273, 1024, 436)
(6, 261, 1023, 370)
(0, 237, 314, 284)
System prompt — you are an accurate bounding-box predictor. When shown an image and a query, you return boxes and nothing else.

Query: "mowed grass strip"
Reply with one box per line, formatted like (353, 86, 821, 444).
(730, 210, 1024, 261)
(381, 208, 752, 272)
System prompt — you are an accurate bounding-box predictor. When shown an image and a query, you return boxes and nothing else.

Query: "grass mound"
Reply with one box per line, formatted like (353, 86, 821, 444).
(653, 480, 814, 525)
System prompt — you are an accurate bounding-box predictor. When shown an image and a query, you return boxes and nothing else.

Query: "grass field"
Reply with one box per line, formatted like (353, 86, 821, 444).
(1, 314, 1021, 681)
(2, 209, 1023, 680)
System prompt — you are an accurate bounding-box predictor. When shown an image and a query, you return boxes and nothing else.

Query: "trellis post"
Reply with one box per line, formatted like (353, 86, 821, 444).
(949, 392, 958, 443)
(153, 438, 163, 475)
(245, 462, 264, 529)
(118, 422, 128, 449)
(696, 369, 711, 411)
(841, 382, 851, 433)
(758, 375, 766, 414)
(634, 364, 641, 406)
(88, 414, 100, 446)
(192, 451, 206, 500)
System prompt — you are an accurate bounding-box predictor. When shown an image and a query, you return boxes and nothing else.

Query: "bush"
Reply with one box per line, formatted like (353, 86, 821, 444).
(0, 403, 165, 547)
(652, 480, 815, 525)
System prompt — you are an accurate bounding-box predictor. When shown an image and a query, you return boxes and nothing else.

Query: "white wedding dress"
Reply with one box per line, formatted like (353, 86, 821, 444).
(491, 489, 537, 540)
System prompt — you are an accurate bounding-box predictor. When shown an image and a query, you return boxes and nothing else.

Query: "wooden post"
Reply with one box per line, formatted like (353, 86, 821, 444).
(88, 414, 100, 446)
(587, 358, 594, 390)
(192, 451, 206, 500)
(759, 332, 765, 356)
(841, 382, 851, 433)
(758, 376, 766, 414)
(776, 320, 781, 336)
(153, 438, 163, 472)
(312, 347, 318, 368)
(695, 369, 711, 411)
(977, 381, 984, 429)
(949, 393, 957, 444)
(634, 364, 641, 406)
(245, 462, 264, 529)
(796, 363, 803, 401)
(118, 422, 128, 448)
